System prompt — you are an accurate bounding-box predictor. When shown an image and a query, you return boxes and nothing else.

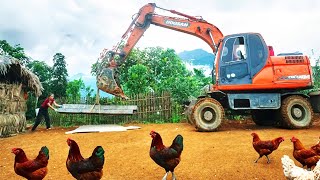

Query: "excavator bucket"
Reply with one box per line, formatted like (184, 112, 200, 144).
(97, 67, 128, 99)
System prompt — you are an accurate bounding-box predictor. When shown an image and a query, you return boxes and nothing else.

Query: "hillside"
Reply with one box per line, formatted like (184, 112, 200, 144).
(178, 48, 215, 66)
(178, 49, 214, 76)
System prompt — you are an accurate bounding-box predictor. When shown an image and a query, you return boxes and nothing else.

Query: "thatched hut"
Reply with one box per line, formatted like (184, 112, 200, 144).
(0, 54, 42, 137)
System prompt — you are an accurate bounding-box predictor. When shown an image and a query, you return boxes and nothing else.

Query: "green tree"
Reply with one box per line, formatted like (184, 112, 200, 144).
(51, 53, 68, 98)
(313, 57, 320, 89)
(312, 51, 320, 89)
(27, 60, 52, 99)
(25, 93, 38, 120)
(124, 64, 150, 95)
(25, 60, 53, 119)
(84, 86, 94, 99)
(193, 68, 211, 88)
(91, 46, 212, 103)
(66, 78, 85, 102)
(0, 40, 29, 65)
(121, 47, 202, 103)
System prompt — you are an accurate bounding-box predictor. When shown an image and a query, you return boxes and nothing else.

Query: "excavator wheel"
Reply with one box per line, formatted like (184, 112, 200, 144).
(251, 110, 280, 126)
(191, 97, 225, 132)
(280, 95, 314, 129)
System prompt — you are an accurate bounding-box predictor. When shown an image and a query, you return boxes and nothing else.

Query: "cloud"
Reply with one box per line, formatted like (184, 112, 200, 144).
(0, 0, 319, 76)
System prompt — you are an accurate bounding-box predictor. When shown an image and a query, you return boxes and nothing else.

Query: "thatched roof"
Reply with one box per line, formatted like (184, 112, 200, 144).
(0, 54, 43, 97)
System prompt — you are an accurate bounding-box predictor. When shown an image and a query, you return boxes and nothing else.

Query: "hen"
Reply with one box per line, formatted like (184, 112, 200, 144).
(281, 155, 320, 180)
(149, 130, 183, 180)
(251, 132, 284, 163)
(311, 137, 320, 155)
(66, 138, 105, 180)
(12, 146, 49, 180)
(291, 136, 320, 170)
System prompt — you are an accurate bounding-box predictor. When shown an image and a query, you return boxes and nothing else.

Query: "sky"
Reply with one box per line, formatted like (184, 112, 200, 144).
(0, 0, 319, 76)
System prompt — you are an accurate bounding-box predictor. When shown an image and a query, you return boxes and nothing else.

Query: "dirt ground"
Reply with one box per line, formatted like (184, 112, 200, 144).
(1, 116, 320, 180)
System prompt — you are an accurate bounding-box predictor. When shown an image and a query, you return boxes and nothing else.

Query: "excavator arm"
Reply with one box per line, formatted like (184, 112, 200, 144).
(97, 3, 223, 99)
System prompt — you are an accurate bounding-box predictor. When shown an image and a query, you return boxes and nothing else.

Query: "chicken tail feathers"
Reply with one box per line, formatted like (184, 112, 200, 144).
(93, 146, 105, 161)
(40, 146, 49, 160)
(281, 155, 294, 178)
(171, 135, 183, 154)
(315, 160, 320, 179)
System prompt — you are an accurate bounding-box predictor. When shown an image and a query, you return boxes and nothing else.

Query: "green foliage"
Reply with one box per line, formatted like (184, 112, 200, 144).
(193, 68, 211, 87)
(85, 86, 94, 98)
(51, 53, 68, 98)
(91, 60, 100, 76)
(0, 40, 29, 65)
(171, 114, 181, 123)
(90, 47, 211, 104)
(25, 93, 38, 120)
(123, 64, 150, 95)
(66, 78, 85, 102)
(27, 60, 53, 100)
(312, 52, 320, 89)
(116, 47, 205, 103)
(26, 61, 53, 117)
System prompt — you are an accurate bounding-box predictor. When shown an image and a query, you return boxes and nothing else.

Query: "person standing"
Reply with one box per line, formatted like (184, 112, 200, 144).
(31, 93, 62, 131)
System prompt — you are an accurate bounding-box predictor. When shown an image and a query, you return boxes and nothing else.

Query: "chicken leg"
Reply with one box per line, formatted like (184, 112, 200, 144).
(254, 155, 262, 163)
(162, 172, 168, 180)
(161, 171, 177, 180)
(172, 172, 177, 180)
(254, 155, 270, 163)
(266, 155, 271, 164)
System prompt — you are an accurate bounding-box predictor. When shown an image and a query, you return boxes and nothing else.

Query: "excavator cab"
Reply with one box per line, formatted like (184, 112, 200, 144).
(218, 33, 268, 86)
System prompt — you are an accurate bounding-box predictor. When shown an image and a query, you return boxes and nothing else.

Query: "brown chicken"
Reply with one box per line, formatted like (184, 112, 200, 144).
(66, 138, 105, 180)
(311, 137, 320, 155)
(149, 130, 183, 180)
(251, 132, 284, 163)
(12, 146, 49, 180)
(290, 136, 320, 170)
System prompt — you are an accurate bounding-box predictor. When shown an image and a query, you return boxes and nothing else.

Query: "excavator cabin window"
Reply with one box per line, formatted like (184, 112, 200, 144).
(221, 36, 247, 63)
(219, 35, 251, 85)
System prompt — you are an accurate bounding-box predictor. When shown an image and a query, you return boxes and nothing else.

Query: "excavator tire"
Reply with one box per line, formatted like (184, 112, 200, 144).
(251, 110, 280, 126)
(191, 97, 225, 132)
(183, 100, 197, 125)
(280, 95, 313, 129)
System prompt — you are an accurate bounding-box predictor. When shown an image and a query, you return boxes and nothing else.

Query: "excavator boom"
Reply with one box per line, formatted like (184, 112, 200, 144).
(97, 3, 223, 98)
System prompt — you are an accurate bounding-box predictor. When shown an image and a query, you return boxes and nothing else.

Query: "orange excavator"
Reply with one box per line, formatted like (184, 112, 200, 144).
(96, 3, 320, 131)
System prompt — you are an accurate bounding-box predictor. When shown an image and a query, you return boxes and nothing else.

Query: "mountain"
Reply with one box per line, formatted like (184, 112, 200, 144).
(178, 49, 215, 76)
(178, 49, 215, 66)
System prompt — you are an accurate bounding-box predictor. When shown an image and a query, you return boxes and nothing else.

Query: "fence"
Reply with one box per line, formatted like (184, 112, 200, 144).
(47, 91, 182, 127)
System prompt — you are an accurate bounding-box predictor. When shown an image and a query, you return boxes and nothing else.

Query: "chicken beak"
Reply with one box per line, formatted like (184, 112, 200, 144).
(11, 148, 16, 154)
(290, 137, 295, 142)
(150, 131, 156, 138)
(150, 130, 155, 137)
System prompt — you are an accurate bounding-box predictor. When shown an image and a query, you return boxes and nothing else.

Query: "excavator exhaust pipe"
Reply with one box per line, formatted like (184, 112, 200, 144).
(97, 67, 128, 99)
